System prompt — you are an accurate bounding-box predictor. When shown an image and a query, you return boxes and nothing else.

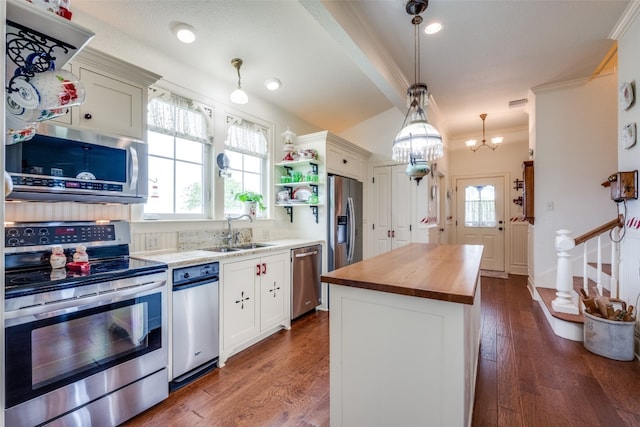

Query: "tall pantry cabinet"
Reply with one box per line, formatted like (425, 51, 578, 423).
(371, 164, 436, 257)
(372, 165, 413, 254)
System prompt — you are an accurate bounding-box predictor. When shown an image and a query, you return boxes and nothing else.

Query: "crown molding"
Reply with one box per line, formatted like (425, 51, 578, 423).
(609, 0, 640, 40)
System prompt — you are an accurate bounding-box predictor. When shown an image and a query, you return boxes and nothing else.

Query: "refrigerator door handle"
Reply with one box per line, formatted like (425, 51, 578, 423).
(347, 196, 356, 263)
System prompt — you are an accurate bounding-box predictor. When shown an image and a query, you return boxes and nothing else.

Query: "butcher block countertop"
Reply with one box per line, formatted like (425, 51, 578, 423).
(321, 243, 483, 305)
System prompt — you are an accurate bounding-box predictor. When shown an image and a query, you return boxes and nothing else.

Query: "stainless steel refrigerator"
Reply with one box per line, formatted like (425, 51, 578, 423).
(328, 175, 363, 271)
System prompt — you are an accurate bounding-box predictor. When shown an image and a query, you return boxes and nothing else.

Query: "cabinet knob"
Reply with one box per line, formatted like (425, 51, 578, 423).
(342, 159, 347, 164)
(84, 113, 92, 120)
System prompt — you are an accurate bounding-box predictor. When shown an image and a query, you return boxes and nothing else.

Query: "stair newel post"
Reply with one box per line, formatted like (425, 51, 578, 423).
(552, 229, 580, 315)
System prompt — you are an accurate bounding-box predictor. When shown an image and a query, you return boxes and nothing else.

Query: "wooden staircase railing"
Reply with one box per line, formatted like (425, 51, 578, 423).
(553, 214, 624, 315)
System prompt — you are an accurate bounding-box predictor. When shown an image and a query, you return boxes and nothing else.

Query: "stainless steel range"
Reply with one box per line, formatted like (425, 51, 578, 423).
(4, 221, 169, 427)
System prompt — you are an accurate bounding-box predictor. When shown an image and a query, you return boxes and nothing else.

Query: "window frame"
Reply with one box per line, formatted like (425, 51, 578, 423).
(222, 114, 272, 219)
(143, 92, 213, 220)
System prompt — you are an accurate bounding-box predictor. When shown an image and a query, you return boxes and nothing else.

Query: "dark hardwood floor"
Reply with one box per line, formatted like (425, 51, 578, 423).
(122, 275, 640, 427)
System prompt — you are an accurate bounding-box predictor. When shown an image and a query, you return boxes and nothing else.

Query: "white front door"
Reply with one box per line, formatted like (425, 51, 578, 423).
(455, 176, 505, 271)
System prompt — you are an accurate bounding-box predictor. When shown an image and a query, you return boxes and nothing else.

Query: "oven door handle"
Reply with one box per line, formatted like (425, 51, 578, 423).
(4, 280, 165, 321)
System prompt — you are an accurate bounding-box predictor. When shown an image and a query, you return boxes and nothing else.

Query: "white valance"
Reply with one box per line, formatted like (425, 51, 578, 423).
(148, 93, 210, 143)
(224, 118, 268, 158)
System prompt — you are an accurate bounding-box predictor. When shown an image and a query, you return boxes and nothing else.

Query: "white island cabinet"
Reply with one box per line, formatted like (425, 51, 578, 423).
(219, 251, 291, 366)
(322, 243, 483, 427)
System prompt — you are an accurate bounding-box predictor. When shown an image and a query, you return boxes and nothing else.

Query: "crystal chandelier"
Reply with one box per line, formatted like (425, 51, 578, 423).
(392, 0, 443, 164)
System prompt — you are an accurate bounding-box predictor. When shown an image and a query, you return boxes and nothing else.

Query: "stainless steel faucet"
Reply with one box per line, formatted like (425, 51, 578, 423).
(226, 214, 253, 246)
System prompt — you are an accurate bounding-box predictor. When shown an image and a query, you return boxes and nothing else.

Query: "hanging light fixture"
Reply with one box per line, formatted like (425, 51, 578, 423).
(230, 58, 248, 105)
(466, 113, 503, 151)
(392, 0, 443, 171)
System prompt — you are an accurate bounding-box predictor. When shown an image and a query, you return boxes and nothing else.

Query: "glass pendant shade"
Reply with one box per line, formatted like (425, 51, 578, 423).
(392, 84, 443, 162)
(392, 116, 443, 162)
(230, 88, 248, 104)
(230, 58, 248, 105)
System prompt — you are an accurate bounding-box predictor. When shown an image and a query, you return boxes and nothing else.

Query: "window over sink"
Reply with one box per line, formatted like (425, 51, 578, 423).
(144, 92, 212, 219)
(223, 116, 269, 218)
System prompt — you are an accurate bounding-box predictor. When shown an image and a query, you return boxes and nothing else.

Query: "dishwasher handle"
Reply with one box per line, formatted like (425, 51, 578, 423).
(295, 250, 319, 258)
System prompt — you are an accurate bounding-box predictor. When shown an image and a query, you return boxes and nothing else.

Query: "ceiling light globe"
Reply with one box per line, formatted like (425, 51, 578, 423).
(465, 140, 477, 147)
(392, 119, 443, 163)
(265, 78, 281, 91)
(424, 22, 442, 35)
(173, 23, 196, 44)
(491, 137, 504, 144)
(230, 88, 248, 105)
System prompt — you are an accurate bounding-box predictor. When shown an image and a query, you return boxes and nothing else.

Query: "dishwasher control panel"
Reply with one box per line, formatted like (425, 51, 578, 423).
(173, 262, 219, 287)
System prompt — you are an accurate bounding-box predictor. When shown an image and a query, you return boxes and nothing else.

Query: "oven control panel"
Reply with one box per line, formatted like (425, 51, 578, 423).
(5, 224, 116, 247)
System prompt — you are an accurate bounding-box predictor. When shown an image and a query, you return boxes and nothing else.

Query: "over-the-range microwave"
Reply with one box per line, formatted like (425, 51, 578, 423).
(6, 123, 148, 204)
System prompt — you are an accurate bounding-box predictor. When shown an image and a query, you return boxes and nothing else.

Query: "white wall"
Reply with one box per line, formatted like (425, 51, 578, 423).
(531, 72, 618, 287)
(449, 139, 530, 221)
(17, 10, 326, 247)
(617, 5, 640, 307)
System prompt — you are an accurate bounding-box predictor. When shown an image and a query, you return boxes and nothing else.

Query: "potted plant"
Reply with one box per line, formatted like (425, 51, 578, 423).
(234, 191, 266, 218)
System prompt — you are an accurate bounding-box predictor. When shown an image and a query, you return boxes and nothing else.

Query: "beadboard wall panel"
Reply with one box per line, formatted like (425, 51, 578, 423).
(510, 221, 529, 275)
(5, 202, 130, 223)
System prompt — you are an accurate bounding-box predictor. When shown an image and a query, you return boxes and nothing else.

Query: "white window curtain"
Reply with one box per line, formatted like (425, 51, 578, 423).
(224, 118, 269, 158)
(464, 185, 497, 227)
(148, 93, 210, 143)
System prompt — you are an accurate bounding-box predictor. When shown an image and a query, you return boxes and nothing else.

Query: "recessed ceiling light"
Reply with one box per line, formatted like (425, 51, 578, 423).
(424, 22, 442, 35)
(173, 23, 196, 44)
(265, 78, 281, 91)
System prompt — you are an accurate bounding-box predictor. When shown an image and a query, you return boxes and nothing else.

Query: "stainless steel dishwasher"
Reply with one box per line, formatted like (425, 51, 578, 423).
(291, 245, 322, 319)
(171, 261, 219, 391)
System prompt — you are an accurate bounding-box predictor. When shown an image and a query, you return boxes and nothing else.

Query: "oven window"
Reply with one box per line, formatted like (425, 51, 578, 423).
(5, 292, 162, 408)
(32, 304, 148, 389)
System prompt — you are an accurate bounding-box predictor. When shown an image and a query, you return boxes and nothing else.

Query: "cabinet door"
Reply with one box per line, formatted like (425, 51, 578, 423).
(259, 252, 289, 331)
(522, 161, 534, 224)
(77, 67, 144, 139)
(391, 165, 412, 248)
(372, 166, 392, 256)
(327, 145, 358, 179)
(222, 258, 260, 349)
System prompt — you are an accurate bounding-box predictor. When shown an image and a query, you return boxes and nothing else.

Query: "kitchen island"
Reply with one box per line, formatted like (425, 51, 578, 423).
(321, 243, 483, 427)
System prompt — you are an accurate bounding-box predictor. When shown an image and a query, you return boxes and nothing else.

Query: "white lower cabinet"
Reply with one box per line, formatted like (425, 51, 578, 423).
(219, 251, 291, 366)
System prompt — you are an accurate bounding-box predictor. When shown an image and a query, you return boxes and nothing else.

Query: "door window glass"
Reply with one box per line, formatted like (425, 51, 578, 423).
(464, 184, 496, 227)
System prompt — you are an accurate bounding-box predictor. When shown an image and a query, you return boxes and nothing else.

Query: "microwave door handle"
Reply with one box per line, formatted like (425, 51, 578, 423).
(129, 146, 139, 191)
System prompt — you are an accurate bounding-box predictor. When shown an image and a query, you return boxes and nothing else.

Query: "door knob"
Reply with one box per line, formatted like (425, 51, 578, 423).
(499, 227, 503, 231)
(498, 220, 503, 224)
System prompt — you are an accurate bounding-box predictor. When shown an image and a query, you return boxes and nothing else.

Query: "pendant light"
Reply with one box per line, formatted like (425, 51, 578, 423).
(230, 58, 248, 105)
(465, 113, 503, 151)
(392, 0, 443, 167)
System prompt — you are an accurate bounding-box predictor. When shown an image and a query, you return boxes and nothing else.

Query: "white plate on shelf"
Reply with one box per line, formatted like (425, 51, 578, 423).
(620, 82, 634, 110)
(292, 186, 312, 202)
(623, 122, 636, 149)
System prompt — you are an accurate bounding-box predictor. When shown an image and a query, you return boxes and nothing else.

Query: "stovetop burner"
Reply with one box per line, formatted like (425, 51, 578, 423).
(4, 221, 167, 299)
(5, 256, 167, 299)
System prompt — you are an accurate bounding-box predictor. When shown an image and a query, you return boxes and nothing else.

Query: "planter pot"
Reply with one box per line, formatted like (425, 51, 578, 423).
(242, 201, 257, 219)
(583, 311, 636, 361)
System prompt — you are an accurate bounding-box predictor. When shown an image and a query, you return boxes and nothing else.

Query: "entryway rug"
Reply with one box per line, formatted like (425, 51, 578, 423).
(480, 270, 509, 279)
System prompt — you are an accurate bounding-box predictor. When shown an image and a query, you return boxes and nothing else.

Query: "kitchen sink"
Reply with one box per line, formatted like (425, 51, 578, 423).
(234, 243, 273, 250)
(203, 243, 273, 253)
(204, 247, 240, 253)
